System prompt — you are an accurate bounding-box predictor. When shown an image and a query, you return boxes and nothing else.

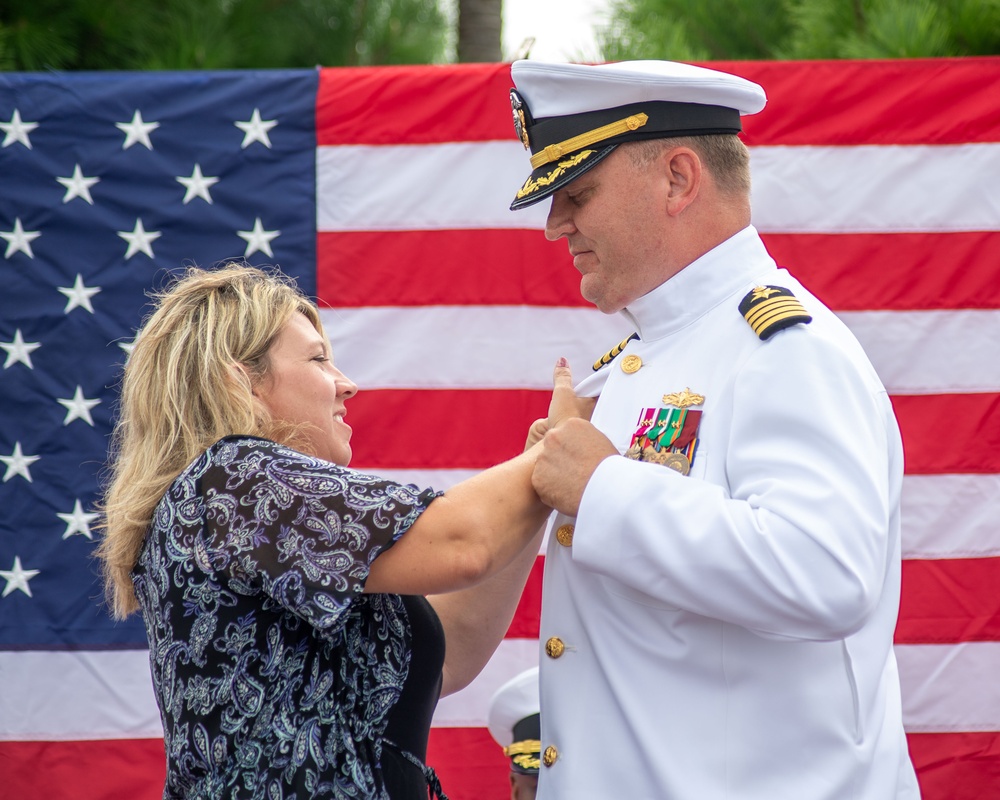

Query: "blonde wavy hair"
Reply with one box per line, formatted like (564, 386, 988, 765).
(96, 263, 323, 619)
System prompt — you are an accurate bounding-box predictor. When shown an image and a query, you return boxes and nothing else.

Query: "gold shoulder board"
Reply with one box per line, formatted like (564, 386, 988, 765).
(593, 332, 639, 371)
(739, 286, 812, 341)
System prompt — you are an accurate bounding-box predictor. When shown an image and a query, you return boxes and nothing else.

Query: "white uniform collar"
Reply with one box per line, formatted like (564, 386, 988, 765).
(621, 225, 774, 341)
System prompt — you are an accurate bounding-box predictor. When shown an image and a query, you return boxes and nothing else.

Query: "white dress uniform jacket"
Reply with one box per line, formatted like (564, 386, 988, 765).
(536, 227, 920, 799)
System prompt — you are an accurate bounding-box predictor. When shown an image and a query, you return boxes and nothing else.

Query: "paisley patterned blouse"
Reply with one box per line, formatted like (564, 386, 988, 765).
(132, 436, 442, 799)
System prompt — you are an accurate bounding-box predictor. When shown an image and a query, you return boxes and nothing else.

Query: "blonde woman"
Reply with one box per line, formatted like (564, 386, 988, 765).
(97, 263, 580, 800)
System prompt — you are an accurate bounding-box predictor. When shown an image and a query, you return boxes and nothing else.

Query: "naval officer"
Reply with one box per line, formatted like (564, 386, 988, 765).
(509, 59, 921, 799)
(488, 667, 541, 800)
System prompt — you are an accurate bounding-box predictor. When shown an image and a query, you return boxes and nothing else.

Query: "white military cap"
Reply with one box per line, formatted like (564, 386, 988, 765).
(508, 59, 767, 209)
(487, 666, 540, 775)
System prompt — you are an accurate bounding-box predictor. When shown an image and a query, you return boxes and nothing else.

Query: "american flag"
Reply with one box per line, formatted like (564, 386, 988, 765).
(1, 59, 999, 799)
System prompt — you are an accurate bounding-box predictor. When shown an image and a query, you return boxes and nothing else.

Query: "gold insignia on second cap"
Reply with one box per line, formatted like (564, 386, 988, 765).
(512, 752, 541, 770)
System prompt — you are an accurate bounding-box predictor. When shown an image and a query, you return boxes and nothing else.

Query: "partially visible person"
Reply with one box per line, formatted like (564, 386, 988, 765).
(96, 263, 580, 800)
(508, 60, 920, 799)
(487, 667, 540, 800)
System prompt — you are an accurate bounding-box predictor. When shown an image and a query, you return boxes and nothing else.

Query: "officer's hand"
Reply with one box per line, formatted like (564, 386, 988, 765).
(533, 417, 617, 517)
(524, 359, 597, 450)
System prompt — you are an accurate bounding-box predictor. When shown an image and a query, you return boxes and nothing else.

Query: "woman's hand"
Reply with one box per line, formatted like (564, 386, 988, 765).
(524, 358, 597, 450)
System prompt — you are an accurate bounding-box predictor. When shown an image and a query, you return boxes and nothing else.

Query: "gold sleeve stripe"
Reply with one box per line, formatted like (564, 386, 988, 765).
(593, 332, 639, 371)
(530, 113, 649, 169)
(744, 298, 808, 330)
(748, 306, 807, 332)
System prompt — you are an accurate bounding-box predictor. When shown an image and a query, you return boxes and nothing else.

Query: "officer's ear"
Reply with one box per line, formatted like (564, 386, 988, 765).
(661, 146, 701, 216)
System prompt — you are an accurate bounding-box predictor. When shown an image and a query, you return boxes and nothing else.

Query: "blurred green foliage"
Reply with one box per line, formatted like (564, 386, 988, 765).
(0, 0, 448, 70)
(599, 0, 1000, 60)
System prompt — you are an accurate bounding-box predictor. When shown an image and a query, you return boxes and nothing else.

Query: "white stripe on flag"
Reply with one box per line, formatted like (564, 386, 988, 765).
(370, 468, 480, 492)
(320, 306, 633, 390)
(431, 638, 539, 728)
(839, 309, 1000, 395)
(321, 307, 1000, 395)
(377, 471, 1000, 561)
(433, 639, 1000, 731)
(317, 142, 1000, 233)
(317, 142, 537, 232)
(901, 474, 1000, 559)
(0, 650, 161, 741)
(9, 636, 998, 738)
(897, 642, 1000, 732)
(750, 144, 1000, 234)
(371, 472, 1000, 561)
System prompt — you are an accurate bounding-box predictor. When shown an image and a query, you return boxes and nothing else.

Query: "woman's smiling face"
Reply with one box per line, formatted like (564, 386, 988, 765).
(254, 312, 358, 465)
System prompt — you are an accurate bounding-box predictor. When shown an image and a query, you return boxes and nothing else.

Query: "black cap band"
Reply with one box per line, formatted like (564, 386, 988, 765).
(528, 100, 742, 158)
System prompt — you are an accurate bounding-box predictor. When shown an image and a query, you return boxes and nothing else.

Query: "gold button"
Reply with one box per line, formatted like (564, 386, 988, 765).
(620, 354, 642, 374)
(543, 745, 559, 767)
(555, 524, 574, 547)
(545, 637, 565, 658)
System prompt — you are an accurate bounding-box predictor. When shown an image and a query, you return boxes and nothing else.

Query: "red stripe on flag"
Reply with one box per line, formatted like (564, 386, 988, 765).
(721, 58, 1000, 146)
(907, 732, 1000, 800)
(762, 232, 1000, 311)
(317, 229, 580, 308)
(896, 558, 1000, 644)
(317, 59, 1000, 148)
(506, 556, 543, 639)
(0, 734, 517, 800)
(317, 63, 514, 146)
(349, 389, 547, 471)
(348, 390, 1000, 475)
(318, 230, 1000, 311)
(892, 393, 1000, 474)
(2, 728, 993, 800)
(0, 739, 166, 800)
(427, 727, 513, 800)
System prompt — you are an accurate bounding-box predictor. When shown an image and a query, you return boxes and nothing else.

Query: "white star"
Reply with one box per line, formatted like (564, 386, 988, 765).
(58, 499, 99, 540)
(116, 110, 160, 150)
(1, 329, 41, 369)
(58, 273, 102, 314)
(0, 109, 39, 149)
(57, 385, 101, 426)
(237, 217, 280, 258)
(1, 218, 41, 259)
(176, 163, 219, 205)
(235, 108, 277, 149)
(56, 163, 100, 205)
(1, 442, 40, 483)
(117, 335, 137, 359)
(117, 218, 162, 259)
(0, 556, 40, 598)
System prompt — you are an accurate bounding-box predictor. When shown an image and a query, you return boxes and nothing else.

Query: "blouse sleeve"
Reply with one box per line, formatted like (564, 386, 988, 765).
(194, 437, 440, 631)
